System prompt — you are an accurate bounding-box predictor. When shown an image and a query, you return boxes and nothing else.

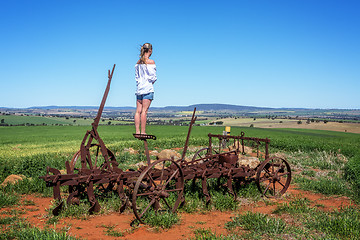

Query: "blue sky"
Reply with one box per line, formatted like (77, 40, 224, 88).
(1, 0, 359, 109)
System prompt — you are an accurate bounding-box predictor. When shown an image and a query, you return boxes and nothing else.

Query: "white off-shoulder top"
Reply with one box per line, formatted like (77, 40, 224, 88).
(135, 64, 157, 95)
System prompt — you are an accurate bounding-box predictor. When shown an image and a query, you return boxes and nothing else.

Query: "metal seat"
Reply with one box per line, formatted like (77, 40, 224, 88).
(133, 134, 157, 140)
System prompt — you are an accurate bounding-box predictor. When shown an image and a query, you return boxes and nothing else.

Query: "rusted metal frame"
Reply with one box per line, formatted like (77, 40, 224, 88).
(208, 135, 212, 158)
(217, 136, 224, 153)
(226, 171, 236, 199)
(143, 139, 151, 165)
(79, 64, 116, 170)
(232, 168, 256, 178)
(92, 127, 111, 171)
(265, 139, 270, 159)
(87, 181, 100, 213)
(117, 179, 128, 213)
(208, 134, 270, 159)
(80, 131, 93, 169)
(92, 64, 116, 129)
(180, 108, 197, 162)
(184, 150, 237, 166)
(252, 140, 260, 158)
(208, 133, 270, 143)
(42, 171, 139, 189)
(133, 134, 157, 165)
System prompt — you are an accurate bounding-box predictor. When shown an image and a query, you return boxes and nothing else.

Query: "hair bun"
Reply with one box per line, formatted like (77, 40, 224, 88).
(143, 43, 151, 49)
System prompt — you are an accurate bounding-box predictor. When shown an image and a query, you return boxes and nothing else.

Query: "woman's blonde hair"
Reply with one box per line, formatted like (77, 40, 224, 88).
(139, 43, 152, 64)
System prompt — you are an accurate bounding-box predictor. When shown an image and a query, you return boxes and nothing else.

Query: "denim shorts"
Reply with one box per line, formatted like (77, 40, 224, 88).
(136, 92, 154, 101)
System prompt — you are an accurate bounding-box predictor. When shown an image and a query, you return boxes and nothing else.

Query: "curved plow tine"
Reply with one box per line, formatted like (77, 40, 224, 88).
(87, 182, 101, 214)
(227, 176, 236, 200)
(67, 191, 79, 205)
(117, 180, 129, 213)
(201, 177, 211, 205)
(48, 167, 64, 216)
(52, 201, 64, 216)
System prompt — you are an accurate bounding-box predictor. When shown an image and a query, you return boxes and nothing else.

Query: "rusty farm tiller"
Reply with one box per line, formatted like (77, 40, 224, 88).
(40, 65, 292, 224)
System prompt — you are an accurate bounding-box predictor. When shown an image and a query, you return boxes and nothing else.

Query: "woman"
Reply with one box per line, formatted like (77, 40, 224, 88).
(134, 43, 156, 135)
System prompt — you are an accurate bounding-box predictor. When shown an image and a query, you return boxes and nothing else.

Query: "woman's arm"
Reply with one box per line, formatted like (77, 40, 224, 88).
(147, 64, 157, 83)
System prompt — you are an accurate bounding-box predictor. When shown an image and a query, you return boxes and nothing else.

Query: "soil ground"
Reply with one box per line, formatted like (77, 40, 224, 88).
(1, 185, 355, 240)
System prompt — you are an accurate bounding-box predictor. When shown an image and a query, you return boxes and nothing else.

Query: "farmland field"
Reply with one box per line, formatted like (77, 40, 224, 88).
(0, 114, 129, 126)
(1, 124, 360, 239)
(220, 117, 360, 134)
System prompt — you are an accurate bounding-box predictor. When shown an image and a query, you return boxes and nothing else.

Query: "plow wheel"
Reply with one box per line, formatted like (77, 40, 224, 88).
(192, 147, 218, 161)
(70, 144, 117, 170)
(132, 159, 184, 224)
(67, 145, 118, 212)
(256, 156, 291, 198)
(70, 144, 117, 172)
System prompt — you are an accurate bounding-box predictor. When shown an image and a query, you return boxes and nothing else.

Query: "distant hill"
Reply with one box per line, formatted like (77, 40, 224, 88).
(24, 106, 136, 110)
(151, 104, 272, 112)
(0, 103, 358, 112)
(16, 104, 280, 112)
(1, 104, 359, 119)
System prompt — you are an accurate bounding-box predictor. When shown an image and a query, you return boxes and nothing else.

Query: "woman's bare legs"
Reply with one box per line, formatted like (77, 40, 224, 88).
(135, 99, 152, 134)
(135, 100, 142, 134)
(140, 99, 152, 134)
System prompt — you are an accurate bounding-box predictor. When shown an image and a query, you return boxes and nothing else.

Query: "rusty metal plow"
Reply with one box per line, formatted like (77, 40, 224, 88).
(40, 65, 292, 224)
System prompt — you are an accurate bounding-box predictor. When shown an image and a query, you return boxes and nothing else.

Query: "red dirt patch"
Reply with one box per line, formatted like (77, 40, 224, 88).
(1, 185, 356, 240)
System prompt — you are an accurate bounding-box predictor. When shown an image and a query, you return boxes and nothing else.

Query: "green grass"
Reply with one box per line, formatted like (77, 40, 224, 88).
(190, 228, 233, 240)
(179, 179, 259, 214)
(1, 124, 360, 235)
(0, 115, 72, 126)
(305, 206, 360, 239)
(270, 195, 360, 239)
(102, 224, 124, 237)
(225, 212, 287, 237)
(294, 175, 352, 197)
(0, 191, 20, 208)
(0, 216, 18, 225)
(0, 216, 79, 240)
(1, 177, 53, 196)
(272, 197, 313, 215)
(345, 155, 360, 200)
(0, 114, 129, 126)
(272, 196, 360, 239)
(143, 210, 180, 229)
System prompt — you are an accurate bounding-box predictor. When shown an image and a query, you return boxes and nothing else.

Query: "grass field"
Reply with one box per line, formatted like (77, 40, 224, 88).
(0, 115, 129, 126)
(1, 124, 360, 239)
(1, 124, 360, 159)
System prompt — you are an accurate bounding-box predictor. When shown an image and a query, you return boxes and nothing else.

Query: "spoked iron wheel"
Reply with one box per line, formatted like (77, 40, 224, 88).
(69, 144, 116, 172)
(132, 159, 184, 224)
(67, 145, 117, 213)
(256, 156, 291, 198)
(192, 147, 218, 161)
